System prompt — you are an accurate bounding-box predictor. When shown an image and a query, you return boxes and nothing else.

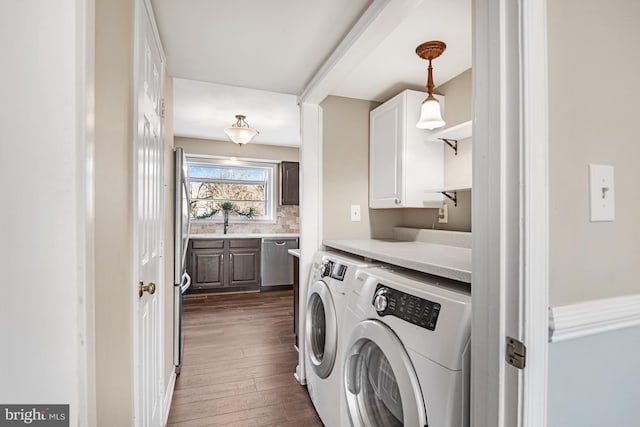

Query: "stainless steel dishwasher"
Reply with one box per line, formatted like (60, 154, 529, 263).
(261, 238, 298, 289)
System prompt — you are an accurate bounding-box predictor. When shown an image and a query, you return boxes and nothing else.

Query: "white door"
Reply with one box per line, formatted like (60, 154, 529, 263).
(134, 1, 165, 425)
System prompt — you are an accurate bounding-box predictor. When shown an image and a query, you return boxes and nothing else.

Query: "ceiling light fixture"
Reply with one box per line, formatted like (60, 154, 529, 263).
(224, 114, 259, 145)
(415, 40, 446, 130)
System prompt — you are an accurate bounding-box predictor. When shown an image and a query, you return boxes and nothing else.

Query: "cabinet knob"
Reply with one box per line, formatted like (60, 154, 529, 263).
(139, 281, 156, 298)
(394, 198, 401, 205)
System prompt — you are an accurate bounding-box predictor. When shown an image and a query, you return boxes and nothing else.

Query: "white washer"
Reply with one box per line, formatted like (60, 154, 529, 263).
(341, 267, 471, 427)
(305, 250, 377, 427)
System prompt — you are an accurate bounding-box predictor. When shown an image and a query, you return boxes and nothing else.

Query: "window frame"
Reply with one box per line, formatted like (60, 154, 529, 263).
(185, 155, 278, 224)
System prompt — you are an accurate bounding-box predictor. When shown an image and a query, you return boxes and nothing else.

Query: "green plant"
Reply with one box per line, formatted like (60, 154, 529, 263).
(235, 207, 256, 219)
(219, 201, 234, 211)
(194, 208, 219, 219)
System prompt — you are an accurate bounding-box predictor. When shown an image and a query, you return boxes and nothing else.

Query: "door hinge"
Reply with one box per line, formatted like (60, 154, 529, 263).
(160, 98, 165, 119)
(506, 336, 526, 369)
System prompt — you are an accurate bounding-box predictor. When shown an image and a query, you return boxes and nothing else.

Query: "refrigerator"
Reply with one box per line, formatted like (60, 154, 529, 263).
(174, 147, 191, 374)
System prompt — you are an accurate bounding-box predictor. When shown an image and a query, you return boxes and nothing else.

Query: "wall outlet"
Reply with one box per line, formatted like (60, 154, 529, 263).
(350, 205, 361, 222)
(438, 204, 449, 223)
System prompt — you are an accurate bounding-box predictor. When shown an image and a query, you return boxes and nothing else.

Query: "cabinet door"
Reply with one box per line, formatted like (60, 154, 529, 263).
(281, 161, 299, 205)
(369, 94, 403, 208)
(190, 249, 225, 290)
(229, 249, 261, 290)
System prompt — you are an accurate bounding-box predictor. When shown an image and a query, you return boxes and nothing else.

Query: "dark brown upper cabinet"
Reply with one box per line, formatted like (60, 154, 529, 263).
(281, 161, 299, 205)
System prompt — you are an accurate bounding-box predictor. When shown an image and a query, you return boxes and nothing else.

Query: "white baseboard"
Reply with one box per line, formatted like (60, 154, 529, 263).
(549, 294, 640, 342)
(163, 368, 177, 425)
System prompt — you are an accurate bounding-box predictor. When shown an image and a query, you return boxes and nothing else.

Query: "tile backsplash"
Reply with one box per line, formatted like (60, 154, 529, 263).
(190, 205, 299, 235)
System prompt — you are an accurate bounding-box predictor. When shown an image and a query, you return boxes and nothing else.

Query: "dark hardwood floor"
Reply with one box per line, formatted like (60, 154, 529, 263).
(167, 290, 323, 427)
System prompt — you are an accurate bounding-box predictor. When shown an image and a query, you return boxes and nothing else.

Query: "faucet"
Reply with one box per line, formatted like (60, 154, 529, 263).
(223, 213, 230, 234)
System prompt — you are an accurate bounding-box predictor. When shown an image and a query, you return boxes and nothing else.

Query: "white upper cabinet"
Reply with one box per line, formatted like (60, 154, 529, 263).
(369, 89, 444, 208)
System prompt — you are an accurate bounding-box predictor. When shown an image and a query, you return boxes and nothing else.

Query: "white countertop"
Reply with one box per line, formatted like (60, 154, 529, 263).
(323, 238, 472, 283)
(288, 249, 300, 258)
(190, 233, 299, 240)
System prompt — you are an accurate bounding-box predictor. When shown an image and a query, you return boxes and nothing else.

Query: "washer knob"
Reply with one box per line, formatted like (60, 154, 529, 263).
(320, 261, 332, 277)
(374, 288, 389, 312)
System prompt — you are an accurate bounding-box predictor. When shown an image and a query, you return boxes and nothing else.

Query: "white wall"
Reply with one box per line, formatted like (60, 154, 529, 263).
(0, 1, 94, 425)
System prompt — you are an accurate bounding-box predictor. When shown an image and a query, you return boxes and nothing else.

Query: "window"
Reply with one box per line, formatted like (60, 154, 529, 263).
(187, 157, 276, 222)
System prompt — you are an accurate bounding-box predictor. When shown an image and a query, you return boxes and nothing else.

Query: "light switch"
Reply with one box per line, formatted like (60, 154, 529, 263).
(589, 164, 615, 222)
(350, 205, 361, 222)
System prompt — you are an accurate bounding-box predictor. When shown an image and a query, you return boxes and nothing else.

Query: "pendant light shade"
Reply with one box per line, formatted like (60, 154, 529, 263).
(415, 41, 446, 130)
(416, 95, 445, 130)
(224, 114, 259, 145)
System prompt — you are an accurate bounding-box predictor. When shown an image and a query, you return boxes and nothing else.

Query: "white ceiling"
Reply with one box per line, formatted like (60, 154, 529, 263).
(173, 79, 300, 146)
(151, 0, 471, 147)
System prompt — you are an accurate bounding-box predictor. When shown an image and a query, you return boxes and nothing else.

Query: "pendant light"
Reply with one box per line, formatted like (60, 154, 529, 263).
(224, 114, 259, 145)
(415, 41, 446, 130)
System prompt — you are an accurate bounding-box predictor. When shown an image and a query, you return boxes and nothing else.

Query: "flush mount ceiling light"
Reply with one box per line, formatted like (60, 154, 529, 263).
(415, 40, 446, 130)
(223, 114, 259, 145)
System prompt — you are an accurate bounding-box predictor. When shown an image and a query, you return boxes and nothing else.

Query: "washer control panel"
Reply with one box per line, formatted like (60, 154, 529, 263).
(372, 283, 441, 331)
(320, 260, 347, 281)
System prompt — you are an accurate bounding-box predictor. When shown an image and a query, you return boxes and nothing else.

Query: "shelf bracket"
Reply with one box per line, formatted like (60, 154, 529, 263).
(439, 138, 458, 156)
(441, 190, 458, 207)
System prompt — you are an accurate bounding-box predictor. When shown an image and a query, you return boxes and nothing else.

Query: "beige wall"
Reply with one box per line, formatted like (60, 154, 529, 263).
(401, 69, 473, 233)
(176, 136, 299, 162)
(95, 0, 134, 424)
(321, 71, 473, 239)
(321, 96, 399, 239)
(548, 0, 640, 305)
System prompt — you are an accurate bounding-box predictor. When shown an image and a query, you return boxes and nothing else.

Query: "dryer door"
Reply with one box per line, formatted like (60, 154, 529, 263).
(306, 279, 338, 379)
(344, 320, 427, 427)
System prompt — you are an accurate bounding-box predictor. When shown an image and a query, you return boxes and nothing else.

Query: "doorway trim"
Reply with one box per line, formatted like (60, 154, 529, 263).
(472, 0, 549, 426)
(299, 0, 550, 425)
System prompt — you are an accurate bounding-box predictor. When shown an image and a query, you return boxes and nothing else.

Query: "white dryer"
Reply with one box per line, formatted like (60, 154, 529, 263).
(341, 267, 471, 427)
(305, 250, 376, 427)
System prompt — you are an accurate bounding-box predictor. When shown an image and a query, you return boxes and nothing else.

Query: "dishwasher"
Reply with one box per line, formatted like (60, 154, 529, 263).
(261, 238, 298, 289)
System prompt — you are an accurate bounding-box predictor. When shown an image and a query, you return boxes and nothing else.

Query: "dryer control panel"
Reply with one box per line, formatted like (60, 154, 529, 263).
(372, 283, 441, 331)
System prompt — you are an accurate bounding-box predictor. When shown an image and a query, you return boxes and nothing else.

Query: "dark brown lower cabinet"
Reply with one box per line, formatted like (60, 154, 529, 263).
(192, 250, 225, 289)
(188, 238, 261, 292)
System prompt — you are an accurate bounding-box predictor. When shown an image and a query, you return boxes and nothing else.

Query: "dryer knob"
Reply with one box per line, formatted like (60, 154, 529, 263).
(320, 261, 332, 277)
(374, 289, 388, 312)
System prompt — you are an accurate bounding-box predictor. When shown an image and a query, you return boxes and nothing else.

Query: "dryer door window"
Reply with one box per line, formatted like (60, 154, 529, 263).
(344, 320, 427, 427)
(306, 280, 338, 379)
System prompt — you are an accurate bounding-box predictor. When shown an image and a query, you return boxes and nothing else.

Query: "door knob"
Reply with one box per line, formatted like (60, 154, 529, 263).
(139, 281, 156, 298)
